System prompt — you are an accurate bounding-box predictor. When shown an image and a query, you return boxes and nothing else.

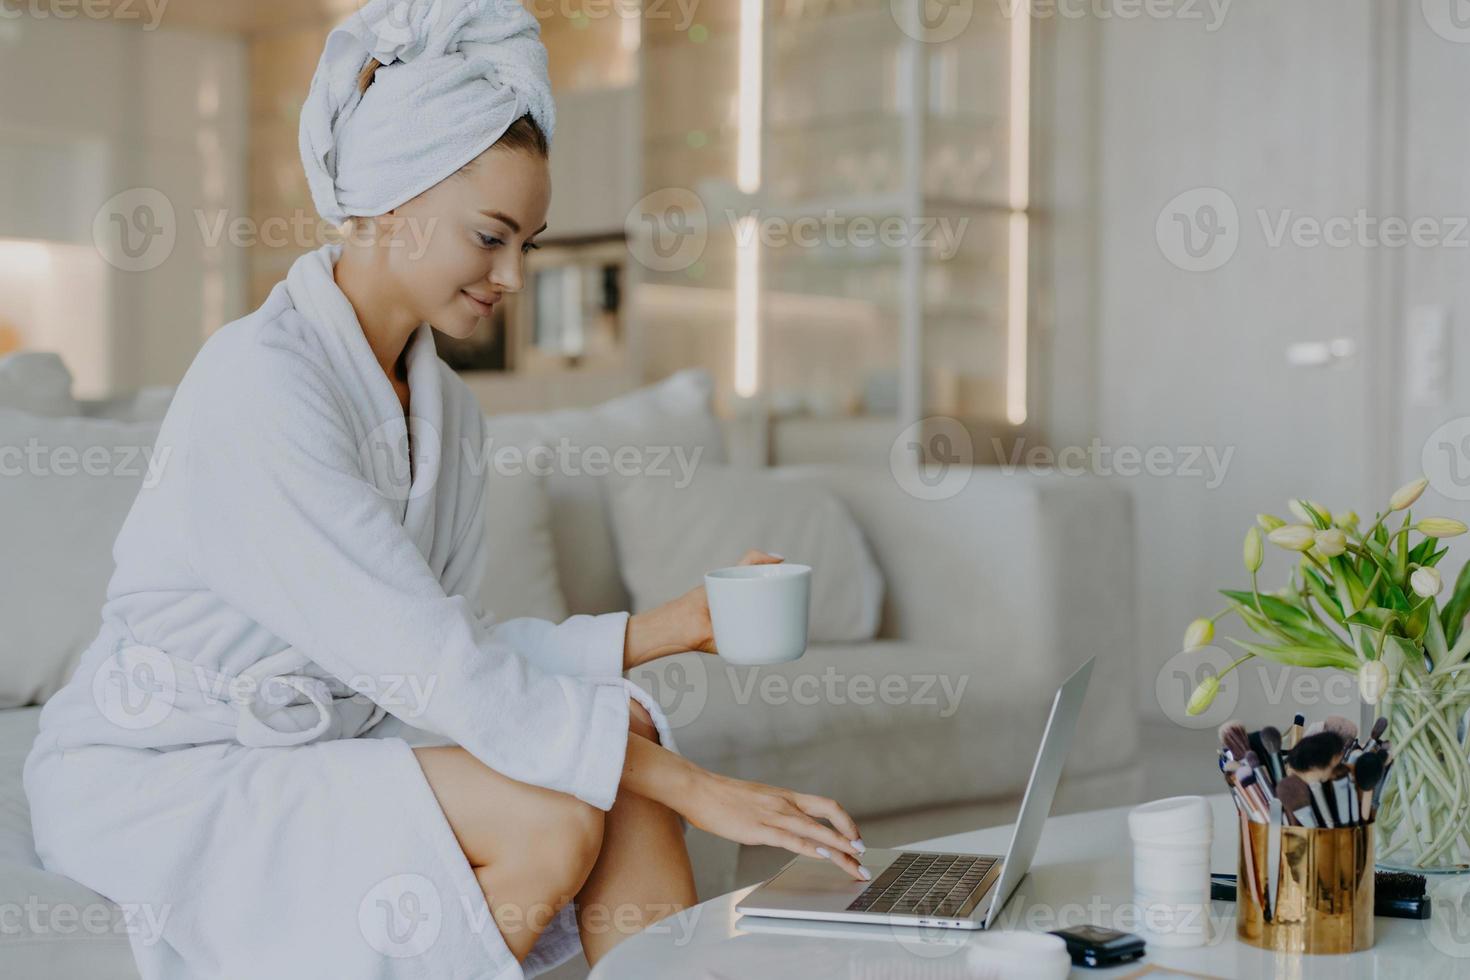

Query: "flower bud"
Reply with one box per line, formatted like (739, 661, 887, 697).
(1335, 510, 1359, 528)
(1412, 566, 1443, 598)
(1289, 499, 1327, 524)
(1268, 524, 1316, 552)
(1183, 617, 1214, 651)
(1359, 660, 1389, 706)
(1314, 528, 1347, 558)
(1390, 477, 1429, 511)
(1244, 527, 1264, 573)
(1186, 674, 1220, 716)
(1417, 518, 1468, 538)
(1257, 513, 1286, 531)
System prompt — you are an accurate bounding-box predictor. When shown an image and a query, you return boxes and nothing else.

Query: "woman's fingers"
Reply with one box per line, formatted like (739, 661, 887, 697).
(736, 549, 784, 566)
(792, 793, 863, 848)
(771, 810, 864, 862)
(765, 828, 870, 881)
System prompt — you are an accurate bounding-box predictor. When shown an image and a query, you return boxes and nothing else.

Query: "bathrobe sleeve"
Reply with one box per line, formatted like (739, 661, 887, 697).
(181, 342, 631, 809)
(438, 402, 632, 680)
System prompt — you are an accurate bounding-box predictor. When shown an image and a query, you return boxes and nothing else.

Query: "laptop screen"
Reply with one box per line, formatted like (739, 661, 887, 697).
(982, 657, 1094, 928)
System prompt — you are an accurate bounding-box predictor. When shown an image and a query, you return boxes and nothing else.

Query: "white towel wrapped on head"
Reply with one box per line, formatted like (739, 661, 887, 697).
(300, 0, 556, 225)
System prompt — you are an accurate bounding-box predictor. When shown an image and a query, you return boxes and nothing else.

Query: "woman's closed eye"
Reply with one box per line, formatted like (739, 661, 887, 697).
(476, 232, 540, 253)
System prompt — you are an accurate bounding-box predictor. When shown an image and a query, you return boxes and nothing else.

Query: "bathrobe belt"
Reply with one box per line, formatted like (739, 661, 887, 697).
(107, 634, 388, 749)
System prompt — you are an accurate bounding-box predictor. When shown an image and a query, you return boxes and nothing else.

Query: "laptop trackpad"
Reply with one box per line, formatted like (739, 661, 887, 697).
(742, 851, 900, 912)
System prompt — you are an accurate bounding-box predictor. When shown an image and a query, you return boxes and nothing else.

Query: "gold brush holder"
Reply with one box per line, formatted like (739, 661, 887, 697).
(1236, 819, 1374, 954)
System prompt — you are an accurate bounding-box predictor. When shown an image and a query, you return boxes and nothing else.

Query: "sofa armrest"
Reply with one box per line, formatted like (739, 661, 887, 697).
(779, 464, 1140, 774)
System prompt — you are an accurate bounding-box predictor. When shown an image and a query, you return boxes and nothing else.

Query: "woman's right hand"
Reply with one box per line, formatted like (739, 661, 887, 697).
(680, 768, 869, 881)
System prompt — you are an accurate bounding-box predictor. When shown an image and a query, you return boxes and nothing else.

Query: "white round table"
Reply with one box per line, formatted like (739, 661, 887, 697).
(590, 795, 1470, 978)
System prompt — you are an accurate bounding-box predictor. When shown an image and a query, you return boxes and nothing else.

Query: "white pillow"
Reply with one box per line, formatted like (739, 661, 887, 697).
(483, 369, 726, 615)
(605, 464, 884, 643)
(0, 352, 79, 418)
(477, 464, 569, 623)
(0, 409, 161, 707)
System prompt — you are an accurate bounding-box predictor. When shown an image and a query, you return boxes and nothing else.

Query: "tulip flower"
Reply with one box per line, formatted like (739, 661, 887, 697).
(1244, 527, 1264, 573)
(1186, 674, 1220, 716)
(1335, 510, 1359, 528)
(1257, 514, 1286, 531)
(1359, 660, 1389, 705)
(1289, 499, 1327, 524)
(1268, 524, 1316, 552)
(1412, 566, 1443, 598)
(1314, 528, 1347, 558)
(1390, 477, 1429, 511)
(1417, 518, 1468, 538)
(1183, 617, 1214, 651)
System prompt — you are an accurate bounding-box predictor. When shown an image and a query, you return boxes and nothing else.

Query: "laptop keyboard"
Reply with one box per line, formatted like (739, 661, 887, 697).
(845, 852, 996, 918)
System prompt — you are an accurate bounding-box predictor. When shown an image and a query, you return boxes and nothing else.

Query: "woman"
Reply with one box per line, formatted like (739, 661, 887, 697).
(22, 2, 865, 978)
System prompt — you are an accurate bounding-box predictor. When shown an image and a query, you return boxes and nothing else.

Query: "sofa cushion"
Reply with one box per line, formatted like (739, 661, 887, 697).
(477, 463, 569, 623)
(0, 410, 162, 708)
(628, 641, 1062, 820)
(606, 464, 883, 643)
(0, 707, 141, 978)
(482, 369, 726, 615)
(0, 352, 79, 418)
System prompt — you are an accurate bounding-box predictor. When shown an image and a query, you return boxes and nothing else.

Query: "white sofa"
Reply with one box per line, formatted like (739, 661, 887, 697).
(0, 355, 1142, 976)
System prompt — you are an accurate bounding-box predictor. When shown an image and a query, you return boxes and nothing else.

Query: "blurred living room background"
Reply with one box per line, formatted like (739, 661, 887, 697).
(5, 0, 1470, 864)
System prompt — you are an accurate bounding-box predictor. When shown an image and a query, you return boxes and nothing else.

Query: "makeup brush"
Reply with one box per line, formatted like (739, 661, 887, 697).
(1245, 752, 1276, 795)
(1219, 720, 1251, 762)
(1287, 731, 1346, 827)
(1364, 716, 1389, 752)
(1323, 714, 1359, 747)
(1237, 770, 1270, 821)
(1276, 775, 1318, 828)
(1330, 763, 1355, 826)
(1353, 751, 1383, 824)
(1266, 797, 1282, 922)
(1260, 726, 1285, 782)
(1248, 729, 1269, 768)
(1285, 713, 1305, 749)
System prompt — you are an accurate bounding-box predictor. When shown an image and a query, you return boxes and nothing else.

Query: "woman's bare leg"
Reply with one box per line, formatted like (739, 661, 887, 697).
(574, 702, 698, 966)
(414, 744, 605, 962)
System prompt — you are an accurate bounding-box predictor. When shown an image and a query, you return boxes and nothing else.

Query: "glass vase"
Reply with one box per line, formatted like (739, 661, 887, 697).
(1374, 677, 1470, 874)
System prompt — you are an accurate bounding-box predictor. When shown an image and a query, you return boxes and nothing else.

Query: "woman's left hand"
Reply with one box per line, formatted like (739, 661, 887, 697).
(623, 550, 783, 669)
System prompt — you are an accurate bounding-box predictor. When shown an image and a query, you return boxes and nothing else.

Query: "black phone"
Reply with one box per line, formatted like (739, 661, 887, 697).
(1047, 925, 1146, 968)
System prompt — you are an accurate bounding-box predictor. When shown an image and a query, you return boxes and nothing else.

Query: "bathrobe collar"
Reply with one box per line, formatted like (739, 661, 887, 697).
(285, 244, 445, 543)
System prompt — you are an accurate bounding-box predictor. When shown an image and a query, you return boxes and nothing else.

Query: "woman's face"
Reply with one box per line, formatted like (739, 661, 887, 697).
(379, 144, 551, 340)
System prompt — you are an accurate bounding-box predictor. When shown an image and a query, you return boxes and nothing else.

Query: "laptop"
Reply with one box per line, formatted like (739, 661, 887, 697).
(736, 657, 1094, 931)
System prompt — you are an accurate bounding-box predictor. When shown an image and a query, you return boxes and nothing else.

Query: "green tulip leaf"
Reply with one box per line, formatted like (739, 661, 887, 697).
(1224, 637, 1357, 670)
(1441, 562, 1470, 648)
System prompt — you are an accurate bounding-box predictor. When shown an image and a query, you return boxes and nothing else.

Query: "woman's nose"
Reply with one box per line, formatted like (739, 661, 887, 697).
(488, 254, 524, 293)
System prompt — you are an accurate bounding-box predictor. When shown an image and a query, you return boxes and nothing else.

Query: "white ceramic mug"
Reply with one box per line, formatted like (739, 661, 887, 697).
(704, 563, 812, 665)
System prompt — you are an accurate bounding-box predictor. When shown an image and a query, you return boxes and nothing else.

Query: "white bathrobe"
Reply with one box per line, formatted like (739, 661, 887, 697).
(23, 243, 674, 980)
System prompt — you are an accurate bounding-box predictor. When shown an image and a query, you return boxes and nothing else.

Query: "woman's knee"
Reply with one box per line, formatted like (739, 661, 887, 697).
(528, 793, 605, 887)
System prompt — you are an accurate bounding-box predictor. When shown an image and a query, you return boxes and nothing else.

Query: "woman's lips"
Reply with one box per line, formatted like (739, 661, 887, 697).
(461, 290, 497, 316)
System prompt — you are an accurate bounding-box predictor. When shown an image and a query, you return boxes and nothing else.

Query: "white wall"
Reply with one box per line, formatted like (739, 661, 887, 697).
(1070, 0, 1442, 727)
(0, 13, 247, 394)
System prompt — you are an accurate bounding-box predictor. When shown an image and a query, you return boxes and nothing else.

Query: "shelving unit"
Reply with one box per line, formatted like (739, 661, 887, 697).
(633, 0, 1031, 446)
